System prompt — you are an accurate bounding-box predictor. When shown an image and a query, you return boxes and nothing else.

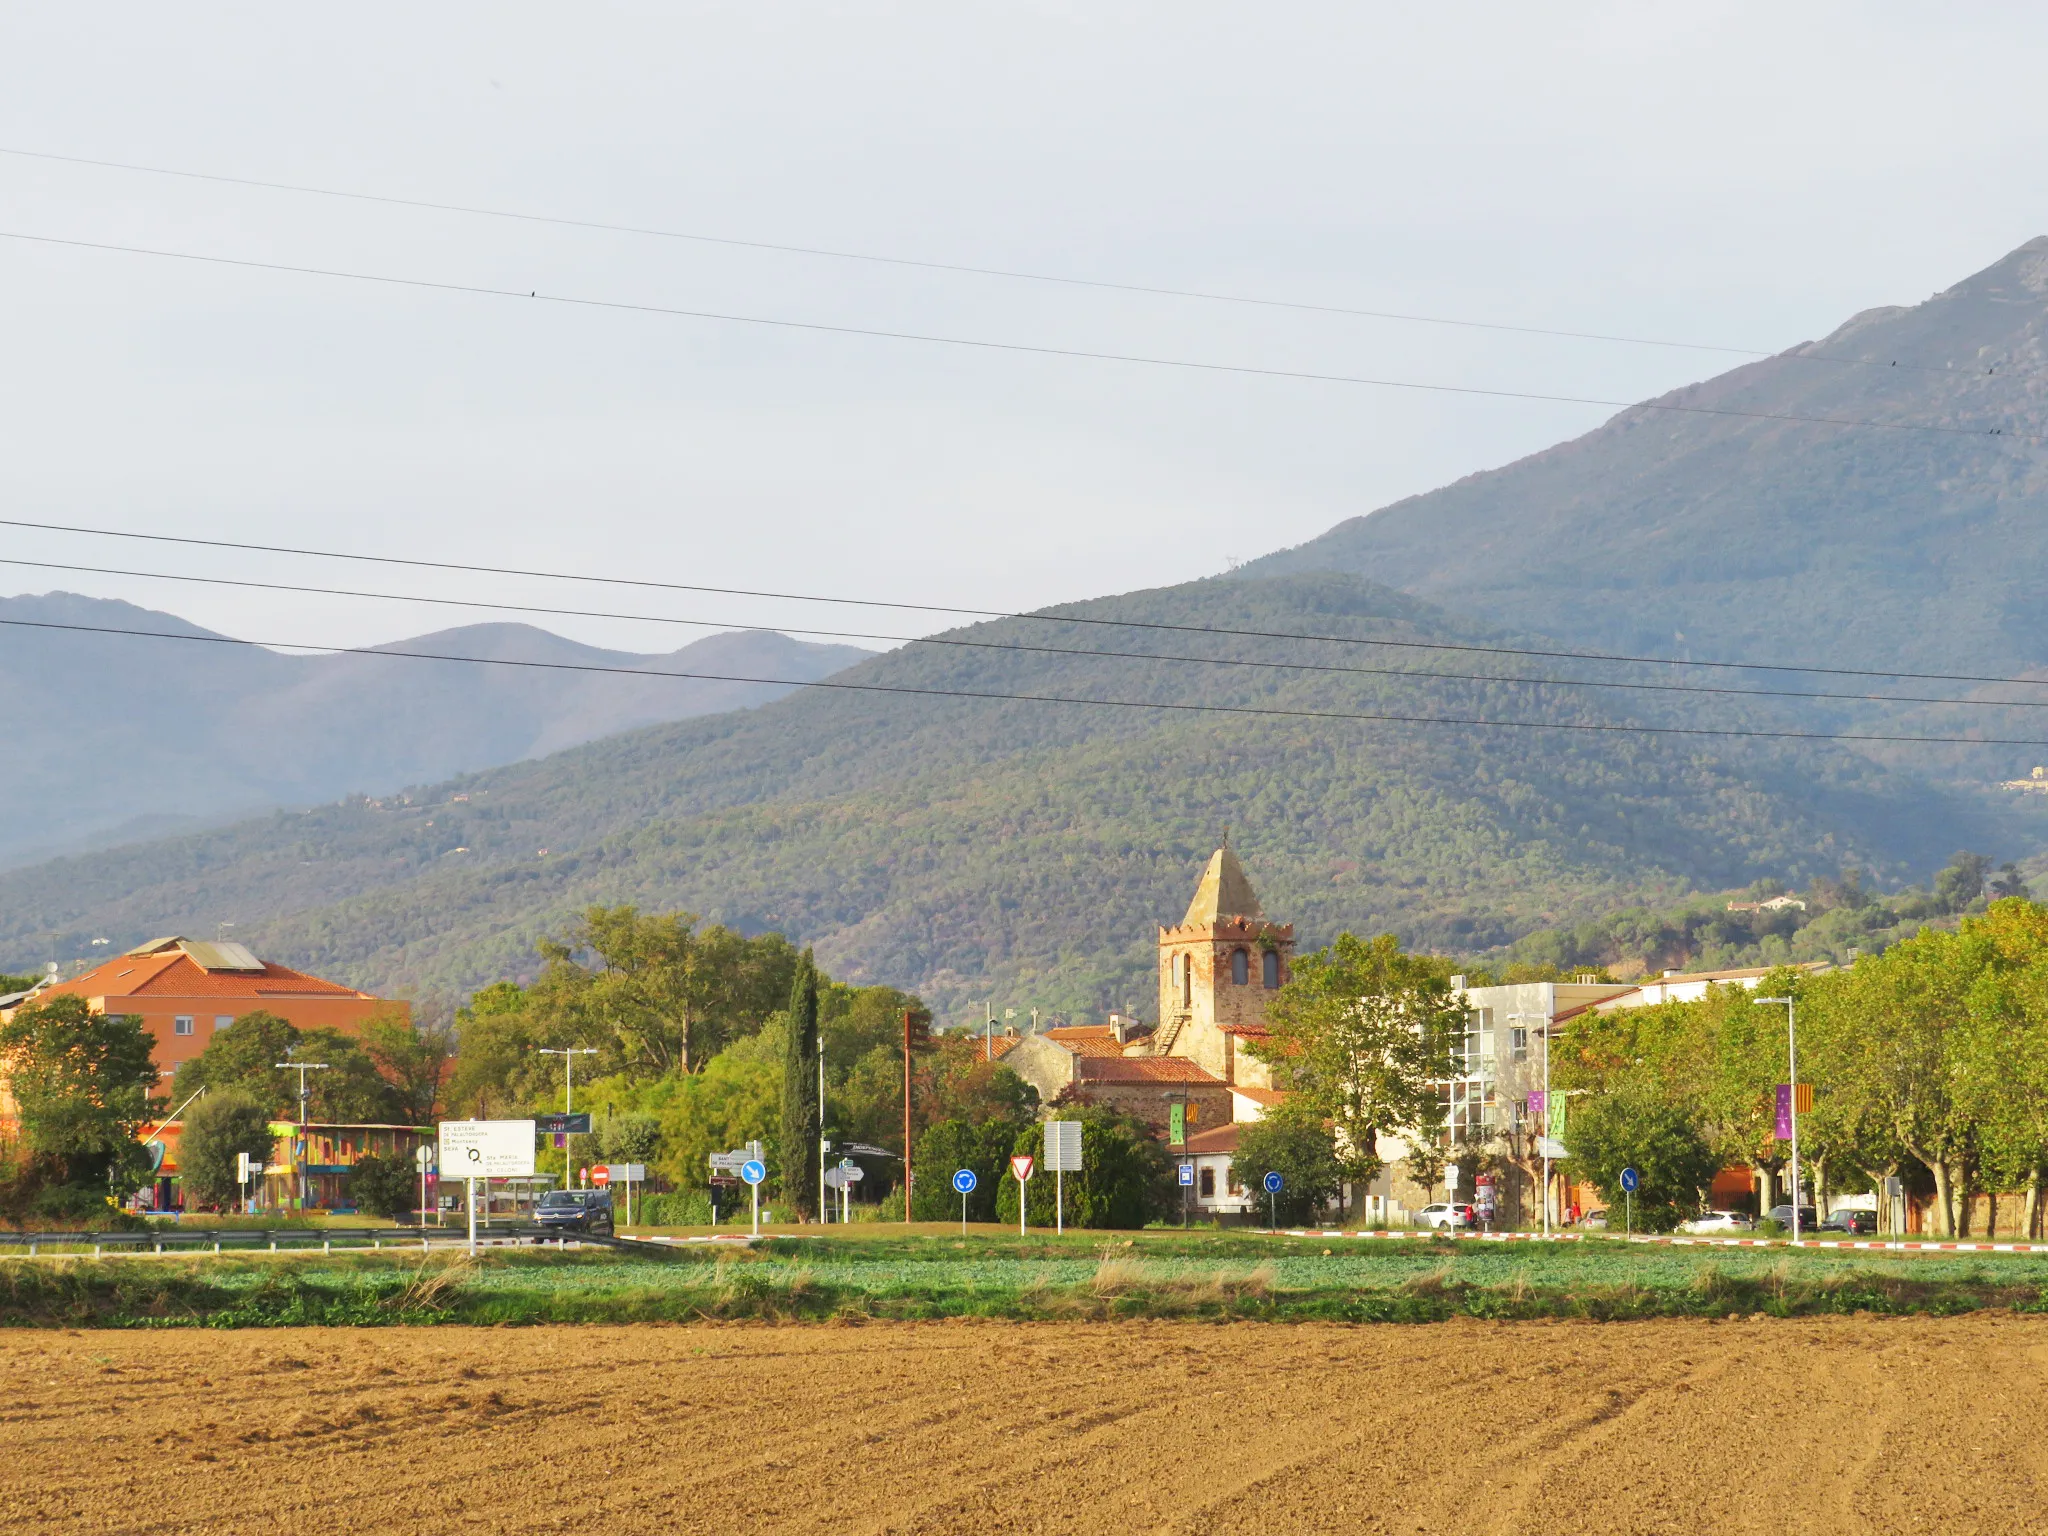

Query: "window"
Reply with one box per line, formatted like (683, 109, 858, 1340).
(1230, 949, 1249, 986)
(1262, 950, 1280, 989)
(173, 1016, 195, 1036)
(214, 1015, 234, 1032)
(1178, 954, 1192, 1008)
(1199, 1167, 1216, 1198)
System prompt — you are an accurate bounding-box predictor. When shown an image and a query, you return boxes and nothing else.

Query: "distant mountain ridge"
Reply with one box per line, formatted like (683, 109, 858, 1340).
(1243, 237, 2048, 678)
(0, 591, 870, 866)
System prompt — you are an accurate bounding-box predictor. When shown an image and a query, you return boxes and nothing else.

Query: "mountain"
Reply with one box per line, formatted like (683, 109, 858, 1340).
(0, 592, 871, 867)
(2, 573, 2035, 1015)
(1243, 237, 2048, 679)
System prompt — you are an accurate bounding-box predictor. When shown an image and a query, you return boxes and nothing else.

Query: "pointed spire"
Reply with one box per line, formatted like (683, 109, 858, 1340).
(1181, 844, 1264, 925)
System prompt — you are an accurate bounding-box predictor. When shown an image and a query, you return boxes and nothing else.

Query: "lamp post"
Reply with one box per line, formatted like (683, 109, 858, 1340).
(275, 1058, 329, 1211)
(538, 1047, 597, 1191)
(1755, 996, 1800, 1241)
(1505, 1009, 1548, 1234)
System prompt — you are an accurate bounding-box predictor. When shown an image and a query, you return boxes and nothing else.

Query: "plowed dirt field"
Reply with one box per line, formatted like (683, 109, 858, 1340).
(3, 1316, 2043, 1534)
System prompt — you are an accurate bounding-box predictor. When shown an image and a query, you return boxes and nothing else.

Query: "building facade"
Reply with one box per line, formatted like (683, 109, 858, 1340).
(1150, 844, 1291, 1090)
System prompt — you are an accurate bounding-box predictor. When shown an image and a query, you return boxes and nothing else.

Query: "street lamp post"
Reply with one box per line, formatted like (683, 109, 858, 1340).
(275, 1058, 330, 1211)
(1505, 1009, 1548, 1234)
(1755, 996, 1801, 1242)
(538, 1047, 597, 1191)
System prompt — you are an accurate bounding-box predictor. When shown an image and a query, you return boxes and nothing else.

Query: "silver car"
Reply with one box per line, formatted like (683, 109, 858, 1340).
(1416, 1203, 1468, 1230)
(1679, 1210, 1754, 1234)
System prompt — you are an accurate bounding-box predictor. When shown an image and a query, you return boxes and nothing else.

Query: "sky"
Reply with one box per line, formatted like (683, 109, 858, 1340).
(4, 4, 2048, 657)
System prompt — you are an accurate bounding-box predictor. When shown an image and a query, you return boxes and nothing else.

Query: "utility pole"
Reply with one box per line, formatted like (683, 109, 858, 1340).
(538, 1047, 596, 1190)
(275, 1058, 329, 1211)
(1756, 996, 1800, 1241)
(818, 1043, 827, 1226)
(984, 1000, 994, 1061)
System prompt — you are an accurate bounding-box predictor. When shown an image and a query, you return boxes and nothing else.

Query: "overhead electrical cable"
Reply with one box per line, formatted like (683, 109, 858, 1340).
(0, 143, 1969, 375)
(0, 228, 2015, 441)
(7, 515, 2048, 690)
(3, 613, 2043, 748)
(8, 552, 2047, 712)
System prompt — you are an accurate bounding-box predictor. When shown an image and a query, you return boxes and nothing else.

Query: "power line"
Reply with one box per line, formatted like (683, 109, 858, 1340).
(2, 613, 2043, 748)
(6, 515, 2046, 690)
(0, 143, 1969, 376)
(0, 227, 2017, 441)
(8, 552, 2048, 712)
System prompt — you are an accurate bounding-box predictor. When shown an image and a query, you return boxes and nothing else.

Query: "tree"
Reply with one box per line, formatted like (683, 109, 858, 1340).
(1563, 1080, 1718, 1232)
(1233, 1105, 1344, 1225)
(177, 1090, 275, 1210)
(172, 1010, 302, 1117)
(994, 1110, 1167, 1229)
(298, 1028, 402, 1123)
(1935, 851, 1992, 914)
(0, 994, 156, 1194)
(347, 1152, 419, 1220)
(780, 949, 822, 1221)
(360, 1009, 454, 1124)
(910, 1112, 1034, 1221)
(1252, 932, 1462, 1183)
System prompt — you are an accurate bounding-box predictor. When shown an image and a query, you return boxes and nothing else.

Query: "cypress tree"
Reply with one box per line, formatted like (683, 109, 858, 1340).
(780, 948, 822, 1221)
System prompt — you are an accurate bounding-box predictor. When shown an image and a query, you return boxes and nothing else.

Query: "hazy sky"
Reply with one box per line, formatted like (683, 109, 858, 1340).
(4, 5, 2048, 656)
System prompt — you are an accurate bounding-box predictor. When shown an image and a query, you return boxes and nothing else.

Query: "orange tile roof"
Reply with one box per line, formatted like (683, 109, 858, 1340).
(987, 1025, 1139, 1060)
(1230, 1086, 1288, 1106)
(1183, 1124, 1240, 1155)
(1075, 1057, 1225, 1085)
(52, 951, 372, 1002)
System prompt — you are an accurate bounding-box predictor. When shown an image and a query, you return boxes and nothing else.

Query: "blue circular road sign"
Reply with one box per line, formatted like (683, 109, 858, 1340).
(1262, 1171, 1283, 1193)
(740, 1159, 767, 1186)
(1620, 1166, 1640, 1193)
(951, 1168, 978, 1194)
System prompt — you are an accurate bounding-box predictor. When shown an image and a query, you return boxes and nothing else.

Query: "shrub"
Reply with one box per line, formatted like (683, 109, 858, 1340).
(639, 1190, 717, 1227)
(348, 1153, 420, 1220)
(994, 1111, 1168, 1229)
(1233, 1107, 1344, 1225)
(177, 1091, 276, 1211)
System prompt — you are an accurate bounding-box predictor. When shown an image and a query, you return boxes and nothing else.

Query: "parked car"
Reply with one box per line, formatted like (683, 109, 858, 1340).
(1818, 1209, 1877, 1235)
(1679, 1211, 1755, 1234)
(1416, 1203, 1468, 1230)
(1580, 1209, 1609, 1230)
(1763, 1205, 1820, 1232)
(534, 1189, 614, 1235)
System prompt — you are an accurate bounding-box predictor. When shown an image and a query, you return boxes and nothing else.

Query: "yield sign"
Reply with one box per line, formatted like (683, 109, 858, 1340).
(1010, 1154, 1036, 1183)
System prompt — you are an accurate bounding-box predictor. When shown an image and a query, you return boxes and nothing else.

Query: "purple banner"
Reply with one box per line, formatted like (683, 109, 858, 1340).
(1527, 1091, 1546, 1115)
(1775, 1084, 1793, 1141)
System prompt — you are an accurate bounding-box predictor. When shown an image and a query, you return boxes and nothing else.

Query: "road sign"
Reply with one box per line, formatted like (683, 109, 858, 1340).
(1010, 1154, 1035, 1181)
(534, 1112, 592, 1135)
(839, 1156, 858, 1171)
(438, 1119, 536, 1179)
(605, 1163, 646, 1183)
(1620, 1166, 1640, 1193)
(740, 1159, 767, 1186)
(824, 1166, 865, 1189)
(1445, 1163, 1461, 1190)
(1263, 1171, 1283, 1193)
(591, 1165, 611, 1186)
(1044, 1121, 1083, 1172)
(1537, 1137, 1568, 1159)
(414, 1145, 434, 1168)
(1177, 1162, 1194, 1187)
(708, 1150, 749, 1172)
(952, 1168, 978, 1194)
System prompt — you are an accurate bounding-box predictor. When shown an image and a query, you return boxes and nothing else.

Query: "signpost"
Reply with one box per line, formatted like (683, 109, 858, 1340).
(1263, 1169, 1283, 1229)
(1177, 1160, 1194, 1228)
(952, 1167, 977, 1234)
(741, 1157, 767, 1237)
(414, 1143, 436, 1227)
(591, 1165, 611, 1186)
(1010, 1154, 1035, 1234)
(824, 1158, 864, 1224)
(237, 1150, 257, 1216)
(438, 1120, 536, 1255)
(602, 1163, 646, 1227)
(1620, 1165, 1639, 1235)
(1044, 1121, 1082, 1236)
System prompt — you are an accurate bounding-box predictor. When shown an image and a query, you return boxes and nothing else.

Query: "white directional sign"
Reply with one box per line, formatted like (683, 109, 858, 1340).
(709, 1150, 749, 1173)
(438, 1119, 536, 1179)
(1445, 1163, 1461, 1190)
(1536, 1137, 1569, 1160)
(1044, 1120, 1083, 1172)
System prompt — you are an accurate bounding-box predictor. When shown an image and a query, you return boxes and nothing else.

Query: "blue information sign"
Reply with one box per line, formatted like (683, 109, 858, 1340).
(951, 1168, 977, 1194)
(1177, 1163, 1194, 1187)
(1620, 1166, 1640, 1193)
(1262, 1171, 1283, 1193)
(740, 1159, 767, 1186)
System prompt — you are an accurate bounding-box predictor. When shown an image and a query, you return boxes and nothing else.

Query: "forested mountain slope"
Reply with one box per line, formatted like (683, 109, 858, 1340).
(0, 591, 869, 866)
(3, 574, 2031, 1018)
(1243, 238, 2048, 678)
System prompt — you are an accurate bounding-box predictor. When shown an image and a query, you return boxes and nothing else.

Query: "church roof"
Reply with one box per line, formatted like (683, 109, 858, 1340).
(1181, 844, 1264, 926)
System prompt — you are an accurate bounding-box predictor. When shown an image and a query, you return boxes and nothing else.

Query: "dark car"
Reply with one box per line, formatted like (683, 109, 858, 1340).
(1763, 1204, 1819, 1232)
(1819, 1208, 1877, 1235)
(534, 1190, 614, 1235)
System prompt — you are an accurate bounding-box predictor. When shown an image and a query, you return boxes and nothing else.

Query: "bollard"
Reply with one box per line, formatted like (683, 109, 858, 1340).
(374, 1239, 381, 1251)
(94, 1243, 102, 1259)
(214, 1241, 221, 1254)
(28, 1242, 36, 1258)
(323, 1239, 331, 1254)
(269, 1239, 277, 1252)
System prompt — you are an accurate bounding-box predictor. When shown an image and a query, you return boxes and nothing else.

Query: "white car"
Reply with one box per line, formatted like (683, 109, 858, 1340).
(1679, 1211, 1755, 1234)
(1416, 1203, 1469, 1230)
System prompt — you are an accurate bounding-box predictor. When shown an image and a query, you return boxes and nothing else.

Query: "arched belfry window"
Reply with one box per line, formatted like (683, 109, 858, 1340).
(1230, 949, 1249, 986)
(1180, 953, 1192, 1008)
(1263, 949, 1281, 989)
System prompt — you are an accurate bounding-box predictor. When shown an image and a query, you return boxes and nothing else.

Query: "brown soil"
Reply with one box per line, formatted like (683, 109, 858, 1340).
(3, 1316, 2043, 1534)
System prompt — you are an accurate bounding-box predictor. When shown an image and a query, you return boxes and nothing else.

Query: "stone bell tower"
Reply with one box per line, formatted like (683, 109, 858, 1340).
(1152, 843, 1292, 1088)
